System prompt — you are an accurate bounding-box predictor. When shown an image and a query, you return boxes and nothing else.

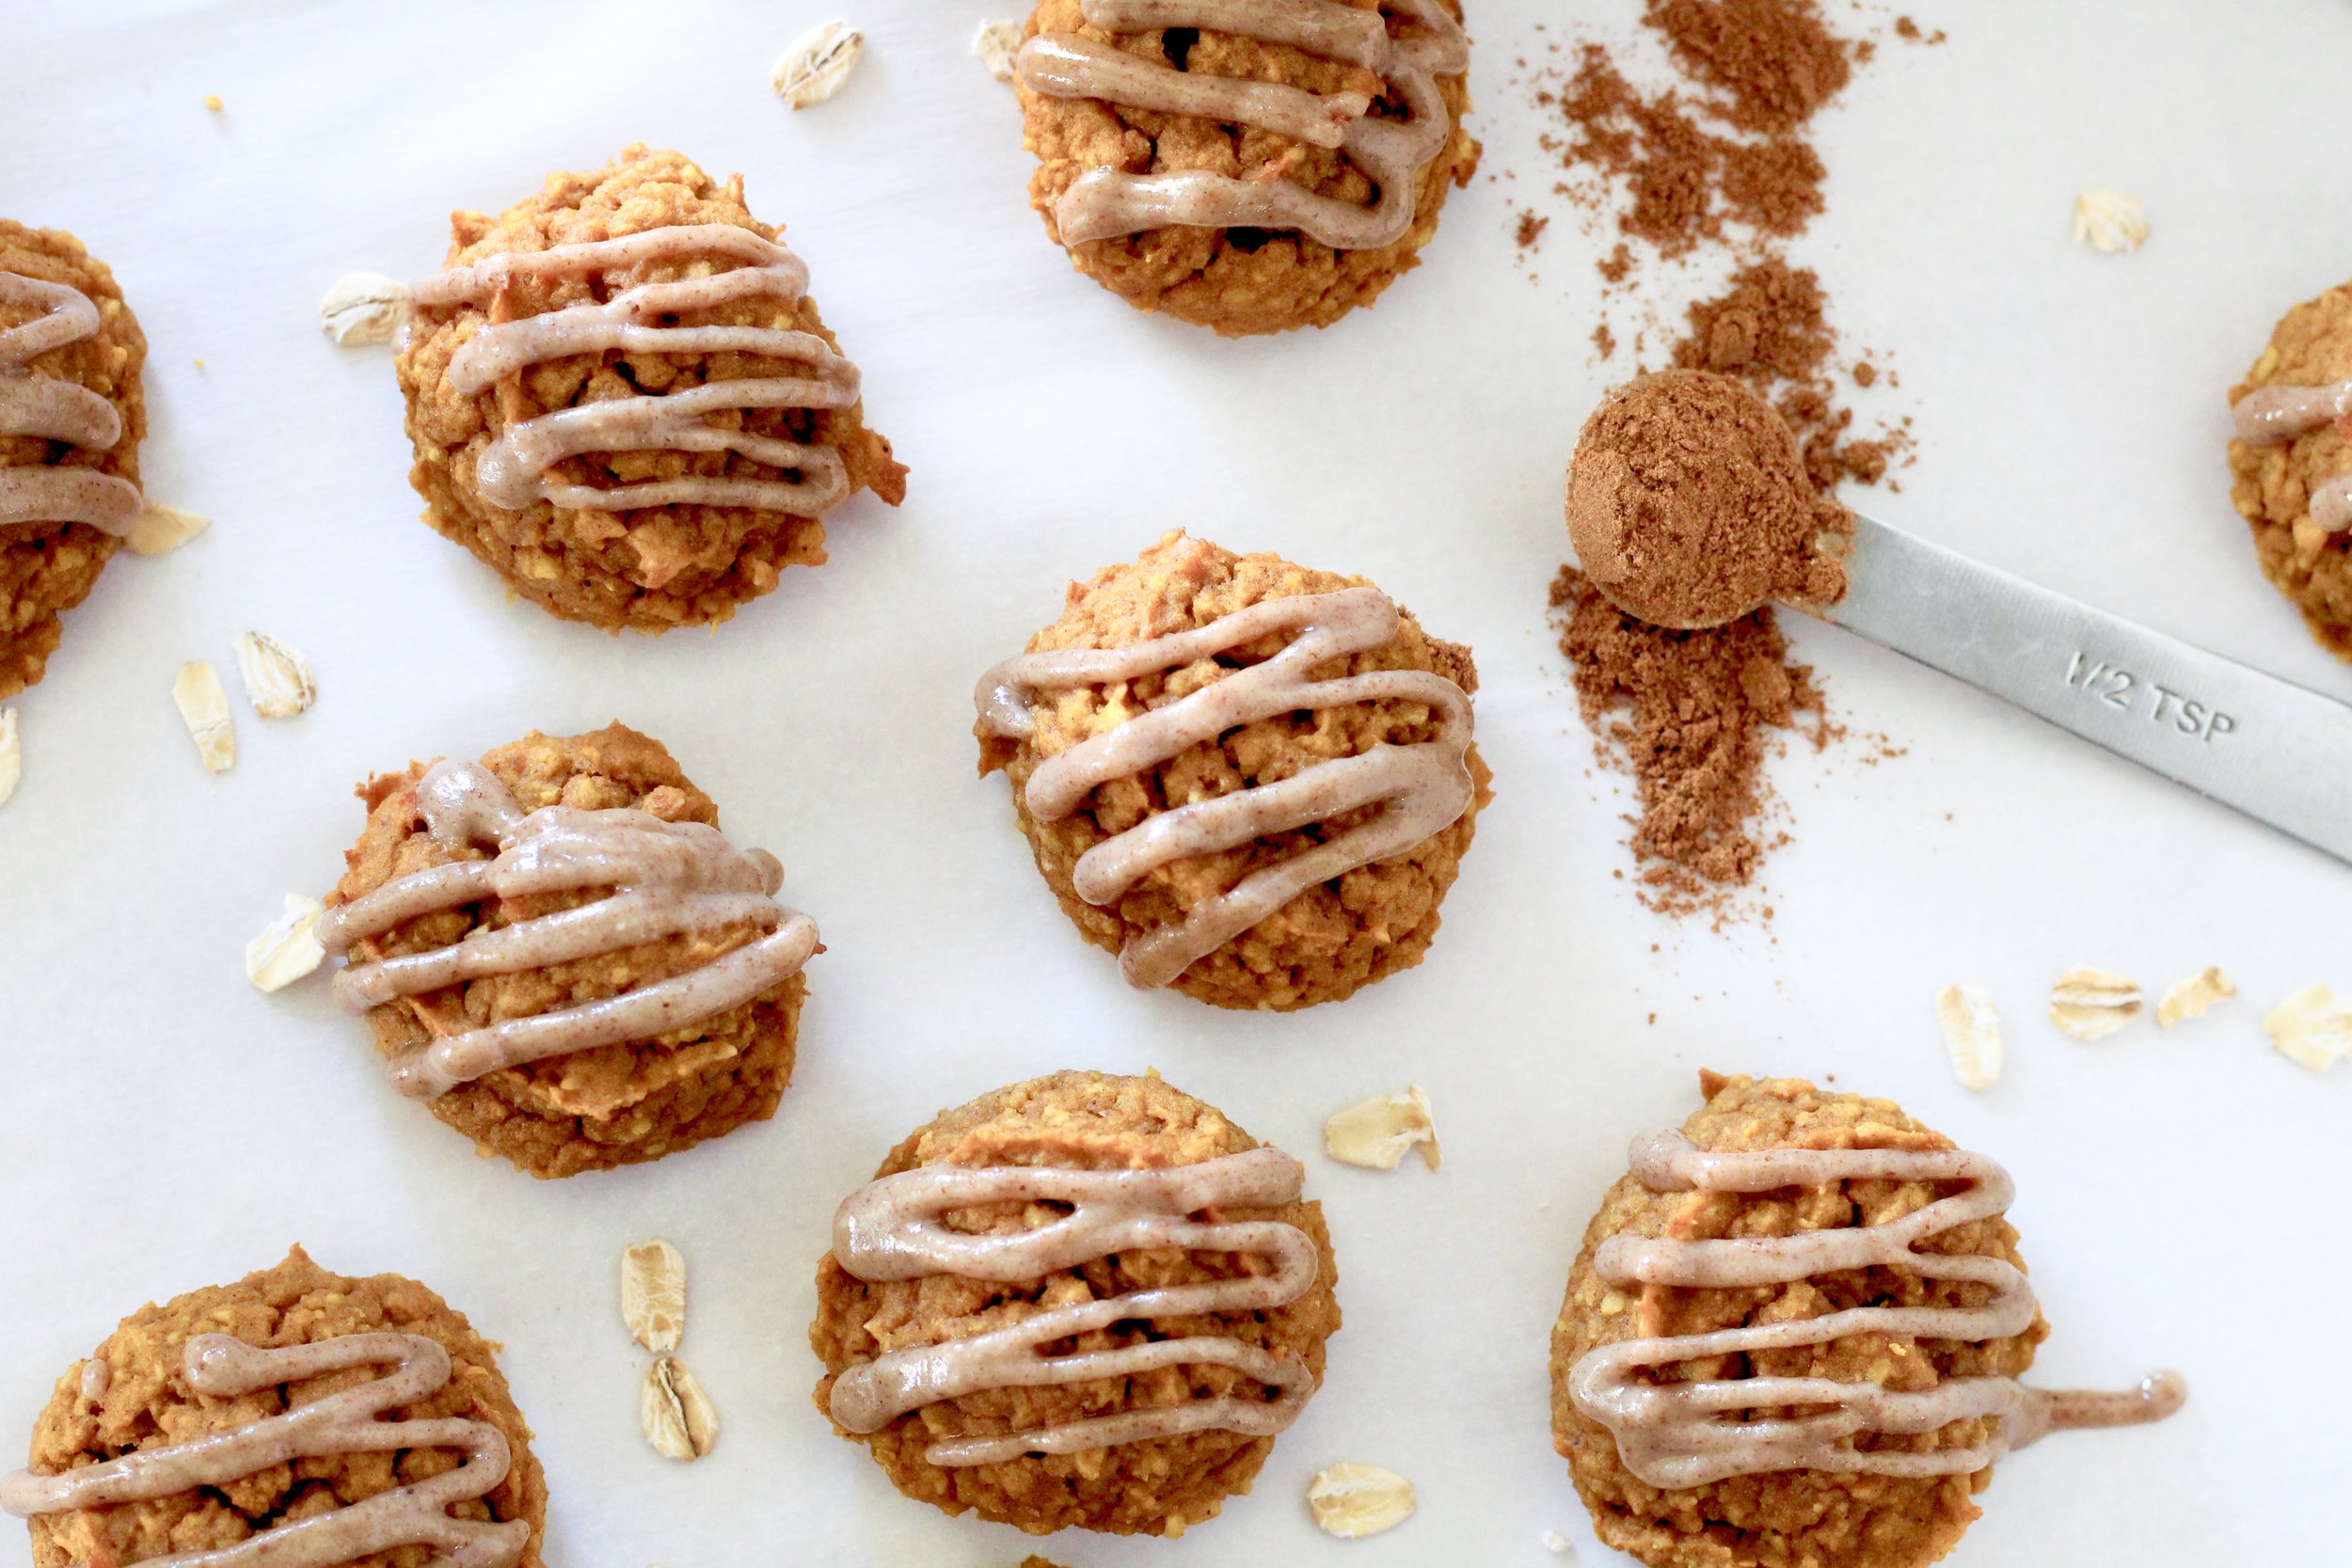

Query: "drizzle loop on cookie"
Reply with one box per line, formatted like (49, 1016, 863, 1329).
(409, 224, 861, 517)
(318, 757, 817, 1101)
(1567, 1131, 2185, 1489)
(2234, 378, 2352, 531)
(1, 1332, 530, 1568)
(829, 1146, 1320, 1465)
(977, 587, 1475, 988)
(1018, 0, 1469, 249)
(0, 270, 140, 534)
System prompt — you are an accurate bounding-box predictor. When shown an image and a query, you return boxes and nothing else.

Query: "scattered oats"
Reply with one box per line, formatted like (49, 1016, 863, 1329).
(202, 93, 223, 112)
(772, 20, 862, 109)
(1542, 1530, 1576, 1556)
(125, 501, 211, 557)
(1934, 983, 2002, 1091)
(621, 1240, 687, 1354)
(233, 631, 316, 719)
(2157, 967, 2236, 1029)
(1324, 1085, 1440, 1170)
(1307, 1463, 1416, 1540)
(2265, 986, 2352, 1074)
(974, 18, 1025, 81)
(2074, 188, 2149, 255)
(246, 894, 326, 992)
(318, 271, 408, 347)
(640, 1354, 718, 1461)
(172, 660, 235, 773)
(2048, 967, 2142, 1041)
(0, 708, 18, 809)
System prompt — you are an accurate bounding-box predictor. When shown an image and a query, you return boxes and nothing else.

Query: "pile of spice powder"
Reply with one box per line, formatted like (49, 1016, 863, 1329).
(1550, 567, 1829, 921)
(1533, 0, 1933, 921)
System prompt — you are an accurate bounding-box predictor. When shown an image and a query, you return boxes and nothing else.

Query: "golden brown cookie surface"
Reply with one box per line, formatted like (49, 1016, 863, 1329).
(2229, 281, 2352, 659)
(17, 1247, 545, 1568)
(1, 220, 145, 699)
(979, 531, 1491, 1010)
(395, 145, 905, 633)
(809, 1071, 1343, 1537)
(1014, 0, 1479, 336)
(327, 722, 807, 1178)
(1549, 1074, 2048, 1568)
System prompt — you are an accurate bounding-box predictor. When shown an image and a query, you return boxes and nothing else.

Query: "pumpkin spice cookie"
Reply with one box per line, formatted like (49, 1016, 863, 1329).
(976, 531, 1491, 1009)
(313, 721, 819, 1179)
(810, 1071, 1342, 1537)
(1549, 1073, 2185, 1568)
(2228, 279, 2352, 658)
(1011, 0, 1479, 335)
(1, 220, 147, 699)
(395, 145, 906, 633)
(2, 1246, 546, 1568)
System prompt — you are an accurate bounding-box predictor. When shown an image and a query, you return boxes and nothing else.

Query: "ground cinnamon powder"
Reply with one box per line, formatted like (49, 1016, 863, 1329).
(1671, 259, 1906, 492)
(1526, 1, 1924, 919)
(1565, 369, 1850, 629)
(1551, 568, 1826, 919)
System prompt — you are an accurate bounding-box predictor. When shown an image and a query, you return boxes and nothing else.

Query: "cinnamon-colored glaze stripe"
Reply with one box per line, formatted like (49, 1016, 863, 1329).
(1016, 0, 1469, 249)
(409, 224, 859, 517)
(2233, 377, 2352, 531)
(829, 1146, 1319, 1466)
(976, 586, 1475, 988)
(0, 1333, 529, 1568)
(316, 758, 817, 1101)
(0, 270, 141, 535)
(1566, 1130, 2184, 1489)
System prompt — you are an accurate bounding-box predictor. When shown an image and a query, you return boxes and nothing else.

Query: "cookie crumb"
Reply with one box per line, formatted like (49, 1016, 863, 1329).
(202, 93, 223, 111)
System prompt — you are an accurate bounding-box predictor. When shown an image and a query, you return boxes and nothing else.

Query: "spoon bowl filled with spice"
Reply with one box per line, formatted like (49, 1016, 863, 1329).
(1565, 371, 2352, 866)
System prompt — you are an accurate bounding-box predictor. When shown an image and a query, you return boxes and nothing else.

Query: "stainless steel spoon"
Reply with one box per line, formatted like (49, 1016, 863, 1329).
(1818, 514, 2352, 865)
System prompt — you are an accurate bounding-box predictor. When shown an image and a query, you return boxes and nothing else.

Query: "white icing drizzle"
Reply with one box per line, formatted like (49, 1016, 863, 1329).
(407, 224, 860, 516)
(1018, 0, 1470, 249)
(2233, 377, 2352, 531)
(0, 270, 140, 535)
(1566, 1130, 2185, 1489)
(316, 757, 817, 1101)
(828, 1146, 1319, 1465)
(976, 586, 1475, 988)
(1, 1332, 529, 1568)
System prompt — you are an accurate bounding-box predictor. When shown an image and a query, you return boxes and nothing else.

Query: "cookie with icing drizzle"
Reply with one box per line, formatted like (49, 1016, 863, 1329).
(1549, 1073, 2184, 1568)
(395, 145, 906, 633)
(0, 220, 146, 699)
(977, 531, 1491, 1010)
(809, 1071, 1343, 1537)
(1010, 0, 1479, 335)
(318, 722, 818, 1179)
(5, 1246, 545, 1568)
(2228, 277, 2352, 660)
